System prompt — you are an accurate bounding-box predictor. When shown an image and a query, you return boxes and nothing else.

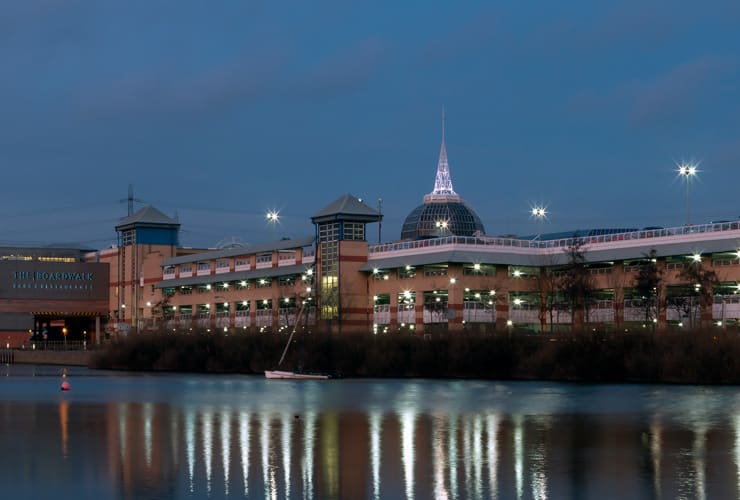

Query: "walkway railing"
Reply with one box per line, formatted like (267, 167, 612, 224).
(22, 340, 89, 351)
(368, 221, 740, 255)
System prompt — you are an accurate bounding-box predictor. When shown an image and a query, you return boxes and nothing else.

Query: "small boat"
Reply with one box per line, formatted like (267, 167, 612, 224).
(264, 370, 331, 380)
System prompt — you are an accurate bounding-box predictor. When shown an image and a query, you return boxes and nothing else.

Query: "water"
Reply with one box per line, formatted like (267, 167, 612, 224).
(1, 365, 739, 499)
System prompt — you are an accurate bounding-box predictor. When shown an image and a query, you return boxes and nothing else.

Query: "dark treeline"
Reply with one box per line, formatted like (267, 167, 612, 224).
(90, 329, 740, 384)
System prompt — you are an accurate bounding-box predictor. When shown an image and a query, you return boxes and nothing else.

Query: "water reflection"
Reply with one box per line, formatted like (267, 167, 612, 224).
(1, 375, 740, 499)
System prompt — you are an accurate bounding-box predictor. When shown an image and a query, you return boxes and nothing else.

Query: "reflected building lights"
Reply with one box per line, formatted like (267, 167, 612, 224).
(119, 404, 128, 466)
(693, 423, 707, 500)
(514, 414, 524, 500)
(321, 413, 340, 499)
(487, 414, 500, 500)
(369, 411, 383, 500)
(650, 417, 662, 499)
(221, 408, 231, 496)
(239, 411, 251, 498)
(449, 415, 459, 500)
(302, 412, 317, 500)
(463, 414, 473, 496)
(735, 415, 740, 499)
(472, 415, 484, 500)
(170, 411, 180, 471)
(144, 403, 153, 468)
(202, 408, 214, 495)
(529, 417, 549, 500)
(59, 400, 69, 459)
(401, 409, 417, 500)
(432, 414, 449, 500)
(281, 412, 293, 499)
(185, 407, 196, 493)
(260, 412, 277, 500)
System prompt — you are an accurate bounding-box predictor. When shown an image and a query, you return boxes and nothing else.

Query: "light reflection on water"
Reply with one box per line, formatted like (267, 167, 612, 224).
(2, 367, 740, 499)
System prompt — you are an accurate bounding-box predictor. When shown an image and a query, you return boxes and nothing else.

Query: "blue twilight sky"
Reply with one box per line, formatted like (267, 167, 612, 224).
(2, 1, 740, 249)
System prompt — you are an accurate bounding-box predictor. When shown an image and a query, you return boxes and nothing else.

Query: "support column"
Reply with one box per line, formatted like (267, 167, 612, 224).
(415, 293, 424, 335)
(495, 297, 509, 331)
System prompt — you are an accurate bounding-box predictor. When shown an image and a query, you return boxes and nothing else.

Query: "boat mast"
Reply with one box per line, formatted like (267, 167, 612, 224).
(276, 300, 307, 368)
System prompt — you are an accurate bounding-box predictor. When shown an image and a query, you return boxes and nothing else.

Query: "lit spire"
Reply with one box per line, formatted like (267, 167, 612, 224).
(424, 106, 461, 203)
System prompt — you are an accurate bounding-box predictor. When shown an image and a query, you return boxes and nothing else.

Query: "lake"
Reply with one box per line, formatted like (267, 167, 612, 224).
(1, 365, 739, 499)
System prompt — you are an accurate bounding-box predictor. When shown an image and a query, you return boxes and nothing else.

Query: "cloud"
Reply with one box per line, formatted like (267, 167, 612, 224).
(628, 55, 739, 126)
(298, 38, 387, 97)
(565, 55, 740, 129)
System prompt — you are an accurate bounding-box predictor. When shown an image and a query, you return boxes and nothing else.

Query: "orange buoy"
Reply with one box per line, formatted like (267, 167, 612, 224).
(61, 381, 70, 391)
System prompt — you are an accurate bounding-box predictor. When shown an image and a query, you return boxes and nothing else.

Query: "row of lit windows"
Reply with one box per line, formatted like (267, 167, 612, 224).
(164, 251, 307, 276)
(1, 255, 76, 262)
(162, 297, 312, 315)
(374, 263, 497, 281)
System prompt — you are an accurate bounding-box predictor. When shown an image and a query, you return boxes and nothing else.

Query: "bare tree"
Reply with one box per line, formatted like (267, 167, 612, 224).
(537, 265, 559, 333)
(678, 258, 719, 329)
(558, 238, 595, 333)
(632, 249, 663, 330)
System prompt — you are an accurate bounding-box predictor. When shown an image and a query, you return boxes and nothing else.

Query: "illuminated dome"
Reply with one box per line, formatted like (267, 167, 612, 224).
(400, 114, 485, 240)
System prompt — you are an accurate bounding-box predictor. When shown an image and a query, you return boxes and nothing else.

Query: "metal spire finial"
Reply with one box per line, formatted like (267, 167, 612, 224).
(442, 105, 446, 144)
(424, 107, 460, 203)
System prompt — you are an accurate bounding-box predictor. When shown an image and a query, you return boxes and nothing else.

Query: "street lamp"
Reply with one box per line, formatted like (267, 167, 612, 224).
(530, 205, 547, 240)
(266, 210, 280, 239)
(676, 161, 698, 225)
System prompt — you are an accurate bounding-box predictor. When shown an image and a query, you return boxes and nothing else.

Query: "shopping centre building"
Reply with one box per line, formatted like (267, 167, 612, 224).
(99, 132, 740, 338)
(3, 131, 740, 344)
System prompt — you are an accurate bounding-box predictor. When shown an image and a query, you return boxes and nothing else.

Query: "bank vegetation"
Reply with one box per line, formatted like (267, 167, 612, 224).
(89, 328, 740, 384)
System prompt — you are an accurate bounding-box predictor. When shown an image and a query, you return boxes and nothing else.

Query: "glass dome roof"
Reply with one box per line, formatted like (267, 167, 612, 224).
(401, 114, 486, 240)
(400, 201, 485, 240)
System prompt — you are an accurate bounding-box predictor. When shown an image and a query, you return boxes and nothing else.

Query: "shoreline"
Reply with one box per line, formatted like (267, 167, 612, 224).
(82, 329, 740, 385)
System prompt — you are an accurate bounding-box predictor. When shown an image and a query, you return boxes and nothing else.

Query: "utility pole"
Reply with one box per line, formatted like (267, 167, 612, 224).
(377, 198, 383, 244)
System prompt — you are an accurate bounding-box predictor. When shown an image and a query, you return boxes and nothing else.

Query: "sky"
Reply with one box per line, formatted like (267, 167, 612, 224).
(2, 1, 740, 249)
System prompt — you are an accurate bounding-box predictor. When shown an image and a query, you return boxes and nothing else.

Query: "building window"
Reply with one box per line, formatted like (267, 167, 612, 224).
(163, 287, 176, 297)
(372, 269, 390, 281)
(197, 284, 211, 294)
(197, 262, 211, 272)
(424, 265, 448, 277)
(256, 278, 272, 288)
(319, 223, 340, 243)
(279, 276, 296, 287)
(121, 229, 135, 246)
(463, 264, 496, 276)
(180, 264, 192, 274)
(398, 266, 416, 279)
(343, 222, 365, 241)
(236, 280, 250, 290)
(508, 266, 539, 278)
(179, 286, 192, 295)
(216, 260, 230, 271)
(256, 254, 272, 265)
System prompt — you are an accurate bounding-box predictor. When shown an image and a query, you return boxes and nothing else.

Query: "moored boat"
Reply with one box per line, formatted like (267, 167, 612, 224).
(264, 370, 331, 380)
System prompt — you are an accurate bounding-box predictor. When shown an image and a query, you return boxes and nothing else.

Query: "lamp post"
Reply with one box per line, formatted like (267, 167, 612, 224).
(676, 162, 697, 225)
(530, 205, 547, 241)
(266, 210, 280, 239)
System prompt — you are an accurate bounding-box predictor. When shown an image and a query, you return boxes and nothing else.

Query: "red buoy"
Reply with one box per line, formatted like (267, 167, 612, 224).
(61, 381, 70, 391)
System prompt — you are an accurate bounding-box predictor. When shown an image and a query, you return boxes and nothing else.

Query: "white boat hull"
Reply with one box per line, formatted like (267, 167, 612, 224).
(264, 370, 330, 380)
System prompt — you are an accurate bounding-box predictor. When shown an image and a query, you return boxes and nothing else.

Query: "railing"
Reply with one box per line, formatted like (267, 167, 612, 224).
(368, 221, 740, 255)
(23, 340, 88, 351)
(373, 304, 390, 325)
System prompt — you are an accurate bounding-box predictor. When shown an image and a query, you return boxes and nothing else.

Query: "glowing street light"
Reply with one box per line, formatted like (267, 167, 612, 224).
(676, 161, 698, 225)
(530, 204, 548, 240)
(266, 210, 280, 239)
(266, 210, 280, 223)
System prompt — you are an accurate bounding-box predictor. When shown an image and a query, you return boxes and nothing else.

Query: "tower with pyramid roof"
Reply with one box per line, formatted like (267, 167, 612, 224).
(311, 194, 382, 333)
(112, 205, 180, 333)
